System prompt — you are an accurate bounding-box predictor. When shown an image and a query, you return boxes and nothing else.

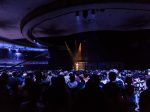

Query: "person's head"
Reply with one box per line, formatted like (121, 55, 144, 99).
(12, 72, 18, 77)
(52, 75, 66, 89)
(146, 78, 150, 89)
(125, 76, 133, 85)
(27, 72, 34, 79)
(90, 74, 100, 84)
(83, 74, 88, 78)
(69, 74, 75, 82)
(108, 72, 117, 82)
(35, 71, 43, 82)
(25, 77, 33, 85)
(86, 75, 99, 90)
(0, 72, 8, 86)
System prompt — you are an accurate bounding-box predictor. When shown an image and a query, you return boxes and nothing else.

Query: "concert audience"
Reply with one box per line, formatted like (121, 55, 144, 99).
(139, 78, 150, 112)
(124, 76, 136, 112)
(0, 69, 148, 112)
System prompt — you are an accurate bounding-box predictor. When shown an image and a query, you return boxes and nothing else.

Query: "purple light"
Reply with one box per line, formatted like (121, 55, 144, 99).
(15, 52, 22, 57)
(8, 48, 11, 51)
(15, 49, 19, 52)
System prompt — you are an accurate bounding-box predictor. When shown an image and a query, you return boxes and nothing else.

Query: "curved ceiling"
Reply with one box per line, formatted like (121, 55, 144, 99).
(0, 0, 52, 40)
(21, 4, 150, 40)
(0, 0, 150, 42)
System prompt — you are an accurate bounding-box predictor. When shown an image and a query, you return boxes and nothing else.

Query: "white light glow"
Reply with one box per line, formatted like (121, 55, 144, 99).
(0, 42, 48, 52)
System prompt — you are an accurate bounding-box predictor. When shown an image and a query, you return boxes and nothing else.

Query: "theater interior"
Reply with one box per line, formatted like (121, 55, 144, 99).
(0, 0, 149, 70)
(0, 1, 150, 112)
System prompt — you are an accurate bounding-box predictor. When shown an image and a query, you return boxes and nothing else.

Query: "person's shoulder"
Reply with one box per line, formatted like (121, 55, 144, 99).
(140, 89, 150, 96)
(103, 82, 113, 88)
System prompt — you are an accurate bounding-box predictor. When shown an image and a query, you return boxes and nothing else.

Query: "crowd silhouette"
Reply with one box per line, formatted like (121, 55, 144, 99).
(0, 69, 149, 112)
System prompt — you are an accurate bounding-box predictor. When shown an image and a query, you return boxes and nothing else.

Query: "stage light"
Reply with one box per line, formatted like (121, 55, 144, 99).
(8, 48, 11, 51)
(15, 52, 22, 56)
(75, 62, 79, 71)
(15, 51, 22, 60)
(15, 49, 19, 53)
(36, 42, 42, 47)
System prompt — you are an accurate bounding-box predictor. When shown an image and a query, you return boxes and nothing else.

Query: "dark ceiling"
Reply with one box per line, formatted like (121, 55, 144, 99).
(0, 1, 149, 41)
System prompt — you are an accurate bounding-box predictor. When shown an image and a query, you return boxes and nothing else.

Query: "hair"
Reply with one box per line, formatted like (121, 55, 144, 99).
(125, 76, 133, 85)
(69, 74, 75, 82)
(108, 72, 117, 82)
(91, 74, 100, 83)
(146, 78, 150, 89)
